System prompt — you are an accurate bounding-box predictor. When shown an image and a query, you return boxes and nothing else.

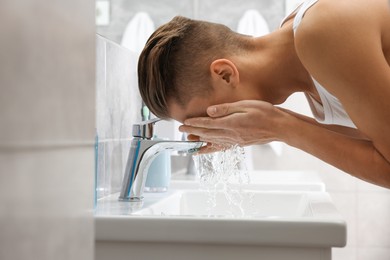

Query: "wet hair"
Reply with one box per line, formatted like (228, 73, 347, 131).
(138, 16, 251, 119)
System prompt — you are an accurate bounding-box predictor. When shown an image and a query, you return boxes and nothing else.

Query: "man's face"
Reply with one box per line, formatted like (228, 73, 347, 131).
(168, 95, 214, 123)
(168, 79, 249, 123)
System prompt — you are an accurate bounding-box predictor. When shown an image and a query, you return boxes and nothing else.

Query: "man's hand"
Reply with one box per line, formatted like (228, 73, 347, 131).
(179, 100, 290, 153)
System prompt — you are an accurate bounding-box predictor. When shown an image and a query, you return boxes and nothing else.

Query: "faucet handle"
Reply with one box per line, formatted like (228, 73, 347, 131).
(132, 118, 161, 139)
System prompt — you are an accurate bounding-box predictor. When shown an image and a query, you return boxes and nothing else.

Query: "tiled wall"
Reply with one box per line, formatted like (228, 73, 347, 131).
(95, 35, 186, 199)
(96, 1, 390, 259)
(0, 1, 95, 260)
(96, 35, 142, 199)
(252, 145, 390, 260)
(97, 0, 284, 44)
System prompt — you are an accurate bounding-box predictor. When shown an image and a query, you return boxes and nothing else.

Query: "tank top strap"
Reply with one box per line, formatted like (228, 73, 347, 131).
(279, 3, 303, 28)
(293, 0, 319, 34)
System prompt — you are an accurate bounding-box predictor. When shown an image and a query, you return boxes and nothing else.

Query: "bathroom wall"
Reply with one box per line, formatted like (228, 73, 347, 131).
(95, 34, 187, 199)
(0, 1, 95, 260)
(96, 1, 390, 259)
(96, 35, 142, 199)
(97, 0, 284, 44)
(252, 144, 390, 260)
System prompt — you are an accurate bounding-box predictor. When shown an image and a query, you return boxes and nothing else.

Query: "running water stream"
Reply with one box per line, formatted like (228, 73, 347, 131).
(192, 145, 255, 217)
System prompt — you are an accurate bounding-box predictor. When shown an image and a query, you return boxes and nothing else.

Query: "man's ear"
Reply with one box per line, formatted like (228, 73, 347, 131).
(210, 59, 240, 87)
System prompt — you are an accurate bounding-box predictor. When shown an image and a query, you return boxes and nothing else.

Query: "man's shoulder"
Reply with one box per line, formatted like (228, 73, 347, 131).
(294, 0, 384, 43)
(294, 0, 383, 67)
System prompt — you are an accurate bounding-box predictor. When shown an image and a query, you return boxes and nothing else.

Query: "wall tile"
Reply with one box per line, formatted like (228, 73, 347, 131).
(332, 247, 357, 260)
(251, 144, 319, 171)
(96, 35, 107, 139)
(96, 139, 133, 199)
(96, 33, 143, 198)
(357, 178, 390, 193)
(317, 164, 358, 192)
(96, 140, 108, 198)
(198, 0, 285, 32)
(0, 1, 96, 145)
(0, 147, 94, 260)
(357, 248, 390, 260)
(251, 143, 357, 192)
(250, 144, 357, 191)
(2, 215, 92, 260)
(357, 192, 390, 247)
(103, 140, 132, 195)
(329, 192, 358, 246)
(97, 31, 122, 44)
(97, 0, 194, 44)
(105, 39, 141, 139)
(0, 148, 94, 219)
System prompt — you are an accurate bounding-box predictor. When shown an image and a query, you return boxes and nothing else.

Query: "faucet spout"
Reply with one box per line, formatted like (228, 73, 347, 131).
(119, 138, 203, 201)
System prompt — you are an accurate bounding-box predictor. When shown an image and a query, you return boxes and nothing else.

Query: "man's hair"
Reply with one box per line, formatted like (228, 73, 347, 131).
(138, 16, 251, 119)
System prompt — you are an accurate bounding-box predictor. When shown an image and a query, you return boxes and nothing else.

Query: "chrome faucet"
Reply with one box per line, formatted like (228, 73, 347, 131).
(119, 118, 203, 202)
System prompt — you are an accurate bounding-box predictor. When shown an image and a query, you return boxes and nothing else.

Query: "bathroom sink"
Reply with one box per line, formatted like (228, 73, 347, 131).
(134, 190, 310, 218)
(170, 170, 326, 191)
(95, 172, 345, 260)
(96, 189, 345, 247)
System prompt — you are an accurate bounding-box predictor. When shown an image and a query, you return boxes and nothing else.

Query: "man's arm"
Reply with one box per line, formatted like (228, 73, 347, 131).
(180, 100, 390, 188)
(282, 110, 390, 188)
(295, 0, 390, 165)
(278, 107, 369, 140)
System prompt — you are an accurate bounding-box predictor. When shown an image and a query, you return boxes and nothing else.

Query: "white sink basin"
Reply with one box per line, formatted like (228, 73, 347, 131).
(134, 190, 310, 218)
(95, 172, 345, 260)
(170, 170, 326, 191)
(96, 190, 345, 247)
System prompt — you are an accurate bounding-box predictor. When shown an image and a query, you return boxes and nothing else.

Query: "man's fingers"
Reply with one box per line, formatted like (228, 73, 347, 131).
(207, 102, 246, 118)
(196, 145, 222, 154)
(179, 125, 233, 139)
(182, 117, 229, 129)
(195, 142, 234, 155)
(184, 101, 260, 127)
(187, 134, 200, 141)
(207, 100, 272, 118)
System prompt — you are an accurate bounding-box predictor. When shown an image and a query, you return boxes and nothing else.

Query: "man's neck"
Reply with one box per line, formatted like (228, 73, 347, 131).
(244, 23, 316, 105)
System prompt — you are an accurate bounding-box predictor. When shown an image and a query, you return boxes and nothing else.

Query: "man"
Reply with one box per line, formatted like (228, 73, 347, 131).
(138, 0, 390, 188)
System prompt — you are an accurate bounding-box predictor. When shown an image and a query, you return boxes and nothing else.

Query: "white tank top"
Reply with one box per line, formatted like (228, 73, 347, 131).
(281, 0, 357, 128)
